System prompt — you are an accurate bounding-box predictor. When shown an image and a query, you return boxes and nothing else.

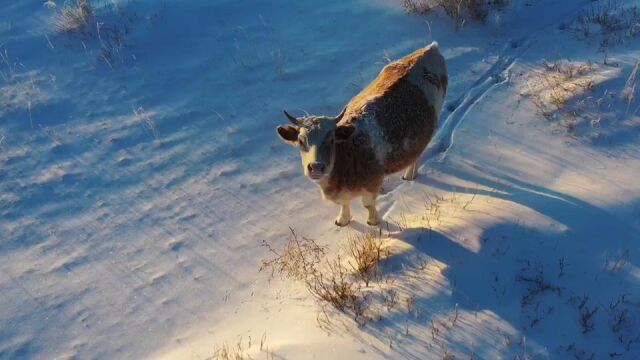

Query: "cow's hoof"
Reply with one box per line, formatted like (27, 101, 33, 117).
(402, 175, 416, 181)
(335, 219, 350, 227)
(367, 219, 380, 226)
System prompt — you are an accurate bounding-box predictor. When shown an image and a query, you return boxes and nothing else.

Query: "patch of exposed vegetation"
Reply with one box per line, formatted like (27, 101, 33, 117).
(261, 229, 387, 323)
(402, 0, 510, 29)
(49, 0, 139, 67)
(524, 59, 596, 120)
(213, 333, 275, 360)
(347, 231, 389, 286)
(567, 0, 640, 51)
(53, 0, 94, 34)
(522, 57, 640, 143)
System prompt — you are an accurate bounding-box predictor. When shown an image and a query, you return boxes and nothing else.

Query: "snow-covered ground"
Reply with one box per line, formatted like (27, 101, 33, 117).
(1, 0, 639, 359)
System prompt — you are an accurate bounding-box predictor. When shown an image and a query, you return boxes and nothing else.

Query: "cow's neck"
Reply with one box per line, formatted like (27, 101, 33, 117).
(315, 170, 340, 202)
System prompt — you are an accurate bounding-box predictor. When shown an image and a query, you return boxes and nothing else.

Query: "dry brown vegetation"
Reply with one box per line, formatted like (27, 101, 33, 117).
(50, 0, 137, 67)
(568, 0, 640, 50)
(260, 184, 639, 357)
(213, 334, 275, 360)
(522, 56, 640, 141)
(402, 0, 510, 29)
(305, 254, 367, 317)
(622, 59, 639, 108)
(528, 60, 596, 115)
(402, 0, 432, 15)
(261, 229, 389, 323)
(54, 0, 94, 34)
(347, 231, 389, 286)
(133, 106, 159, 140)
(261, 228, 327, 281)
(522, 60, 602, 134)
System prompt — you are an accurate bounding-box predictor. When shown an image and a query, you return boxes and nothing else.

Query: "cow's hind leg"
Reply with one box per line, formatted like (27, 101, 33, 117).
(402, 161, 418, 181)
(335, 202, 351, 227)
(362, 192, 380, 226)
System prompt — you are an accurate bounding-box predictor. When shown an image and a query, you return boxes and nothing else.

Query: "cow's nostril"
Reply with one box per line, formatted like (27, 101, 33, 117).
(308, 163, 325, 173)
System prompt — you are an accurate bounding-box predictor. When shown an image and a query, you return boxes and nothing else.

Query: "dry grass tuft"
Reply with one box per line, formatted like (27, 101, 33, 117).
(213, 343, 248, 360)
(133, 106, 159, 140)
(538, 60, 595, 110)
(50, 1, 136, 67)
(622, 59, 639, 108)
(54, 0, 94, 34)
(522, 60, 598, 133)
(213, 334, 274, 360)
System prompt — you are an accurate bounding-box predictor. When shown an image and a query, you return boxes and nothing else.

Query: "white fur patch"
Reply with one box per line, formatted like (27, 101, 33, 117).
(360, 111, 391, 165)
(406, 44, 447, 118)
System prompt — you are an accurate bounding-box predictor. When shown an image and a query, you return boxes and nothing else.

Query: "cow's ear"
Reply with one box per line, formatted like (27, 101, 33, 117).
(335, 125, 355, 142)
(276, 125, 299, 145)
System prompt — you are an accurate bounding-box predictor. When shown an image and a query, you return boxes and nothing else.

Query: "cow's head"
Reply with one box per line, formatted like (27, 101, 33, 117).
(276, 109, 355, 182)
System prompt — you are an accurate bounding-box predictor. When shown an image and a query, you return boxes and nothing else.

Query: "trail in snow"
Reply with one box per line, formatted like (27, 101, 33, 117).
(430, 40, 528, 157)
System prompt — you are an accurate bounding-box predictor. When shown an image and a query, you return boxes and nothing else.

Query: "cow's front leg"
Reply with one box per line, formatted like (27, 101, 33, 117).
(335, 202, 351, 227)
(362, 192, 380, 226)
(402, 161, 418, 181)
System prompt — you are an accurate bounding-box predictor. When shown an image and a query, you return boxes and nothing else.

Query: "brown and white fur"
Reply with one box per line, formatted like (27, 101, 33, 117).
(276, 42, 447, 226)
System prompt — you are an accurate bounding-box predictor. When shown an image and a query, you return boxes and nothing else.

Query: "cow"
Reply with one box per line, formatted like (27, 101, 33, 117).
(276, 42, 447, 227)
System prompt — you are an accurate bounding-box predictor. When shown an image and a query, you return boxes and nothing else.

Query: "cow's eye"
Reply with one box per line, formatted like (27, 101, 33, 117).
(298, 139, 308, 151)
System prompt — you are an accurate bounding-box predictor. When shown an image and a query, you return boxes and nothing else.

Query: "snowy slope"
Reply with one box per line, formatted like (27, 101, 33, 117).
(1, 0, 639, 359)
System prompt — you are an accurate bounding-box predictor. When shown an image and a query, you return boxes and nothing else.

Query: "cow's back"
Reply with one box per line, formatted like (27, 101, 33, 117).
(343, 43, 447, 175)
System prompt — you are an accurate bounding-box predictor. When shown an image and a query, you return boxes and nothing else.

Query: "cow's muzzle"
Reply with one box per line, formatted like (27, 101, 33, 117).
(307, 162, 326, 180)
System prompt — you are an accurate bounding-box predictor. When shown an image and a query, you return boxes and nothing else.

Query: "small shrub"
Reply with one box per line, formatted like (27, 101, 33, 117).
(516, 261, 562, 306)
(347, 231, 388, 286)
(261, 230, 368, 321)
(580, 305, 599, 334)
(262, 229, 410, 326)
(305, 255, 367, 317)
(260, 228, 326, 281)
(607, 294, 640, 351)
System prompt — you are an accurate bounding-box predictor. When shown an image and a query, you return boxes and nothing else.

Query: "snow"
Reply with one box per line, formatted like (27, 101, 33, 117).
(1, 0, 640, 359)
